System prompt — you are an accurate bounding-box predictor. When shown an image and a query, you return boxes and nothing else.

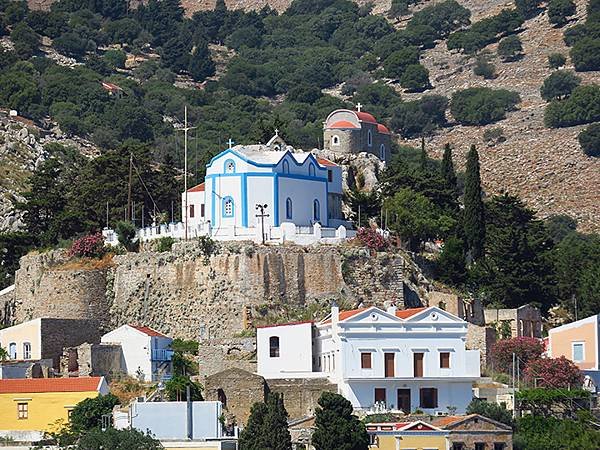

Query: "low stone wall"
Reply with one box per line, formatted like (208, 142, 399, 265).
(267, 377, 337, 420)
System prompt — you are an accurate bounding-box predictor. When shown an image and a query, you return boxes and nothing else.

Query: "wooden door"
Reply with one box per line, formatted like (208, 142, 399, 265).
(384, 353, 395, 377)
(397, 389, 411, 413)
(374, 388, 386, 403)
(414, 352, 424, 377)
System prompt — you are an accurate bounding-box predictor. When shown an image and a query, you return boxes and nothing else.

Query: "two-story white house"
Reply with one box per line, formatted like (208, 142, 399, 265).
(257, 305, 480, 414)
(101, 325, 173, 382)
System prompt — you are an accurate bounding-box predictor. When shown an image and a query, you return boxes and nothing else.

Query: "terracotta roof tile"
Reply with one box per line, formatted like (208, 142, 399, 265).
(257, 320, 314, 329)
(0, 377, 103, 394)
(356, 111, 377, 123)
(317, 157, 338, 167)
(187, 182, 205, 193)
(130, 325, 169, 338)
(377, 123, 391, 135)
(395, 307, 427, 319)
(328, 120, 359, 129)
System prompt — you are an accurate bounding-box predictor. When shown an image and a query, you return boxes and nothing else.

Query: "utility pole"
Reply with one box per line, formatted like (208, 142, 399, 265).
(126, 153, 133, 221)
(176, 106, 196, 240)
(255, 204, 269, 245)
(106, 202, 109, 229)
(573, 294, 578, 321)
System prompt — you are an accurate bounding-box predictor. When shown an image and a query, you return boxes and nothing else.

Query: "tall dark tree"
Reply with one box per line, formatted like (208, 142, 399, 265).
(463, 144, 485, 260)
(311, 392, 369, 450)
(419, 136, 427, 170)
(262, 393, 292, 450)
(440, 143, 457, 192)
(239, 402, 268, 450)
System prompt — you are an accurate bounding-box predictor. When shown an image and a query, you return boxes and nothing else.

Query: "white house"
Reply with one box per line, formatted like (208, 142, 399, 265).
(256, 305, 480, 415)
(100, 325, 173, 382)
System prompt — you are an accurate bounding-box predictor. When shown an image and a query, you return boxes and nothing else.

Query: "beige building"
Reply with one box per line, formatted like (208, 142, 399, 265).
(484, 305, 542, 339)
(548, 314, 599, 371)
(0, 318, 100, 371)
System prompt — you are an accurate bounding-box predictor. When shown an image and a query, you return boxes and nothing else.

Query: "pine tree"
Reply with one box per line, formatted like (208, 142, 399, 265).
(312, 392, 369, 450)
(420, 136, 427, 170)
(463, 144, 485, 260)
(440, 143, 457, 191)
(188, 40, 216, 82)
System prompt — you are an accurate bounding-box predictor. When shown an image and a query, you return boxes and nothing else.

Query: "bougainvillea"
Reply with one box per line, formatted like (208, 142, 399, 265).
(523, 356, 584, 388)
(68, 233, 106, 258)
(356, 227, 389, 252)
(490, 336, 545, 374)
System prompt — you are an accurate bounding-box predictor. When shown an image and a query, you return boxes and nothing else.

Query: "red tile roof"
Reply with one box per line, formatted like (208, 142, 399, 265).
(257, 320, 314, 329)
(0, 377, 103, 394)
(317, 157, 338, 167)
(101, 81, 123, 91)
(130, 325, 168, 338)
(356, 111, 377, 123)
(328, 120, 359, 129)
(395, 307, 427, 319)
(187, 182, 205, 193)
(377, 123, 391, 135)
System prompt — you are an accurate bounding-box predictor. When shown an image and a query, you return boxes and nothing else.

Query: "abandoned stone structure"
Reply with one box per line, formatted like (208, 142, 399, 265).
(204, 368, 336, 425)
(197, 337, 256, 379)
(484, 305, 543, 339)
(60, 343, 123, 379)
(323, 108, 391, 162)
(433, 414, 513, 450)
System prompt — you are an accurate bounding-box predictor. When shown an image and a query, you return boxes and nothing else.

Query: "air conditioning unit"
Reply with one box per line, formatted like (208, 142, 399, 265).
(435, 411, 448, 416)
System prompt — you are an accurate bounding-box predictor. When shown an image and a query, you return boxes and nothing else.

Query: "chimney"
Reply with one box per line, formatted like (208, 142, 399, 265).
(331, 301, 339, 341)
(386, 302, 397, 316)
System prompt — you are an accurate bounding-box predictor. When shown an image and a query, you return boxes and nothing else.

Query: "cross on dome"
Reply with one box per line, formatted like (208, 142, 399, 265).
(356, 102, 363, 112)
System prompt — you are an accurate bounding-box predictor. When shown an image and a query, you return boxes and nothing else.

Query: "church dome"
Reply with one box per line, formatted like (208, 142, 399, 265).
(355, 111, 377, 124)
(377, 123, 391, 135)
(328, 120, 359, 129)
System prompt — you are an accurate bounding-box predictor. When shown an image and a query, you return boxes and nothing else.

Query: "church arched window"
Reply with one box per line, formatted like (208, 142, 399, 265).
(309, 163, 316, 177)
(286, 198, 293, 220)
(367, 130, 372, 147)
(313, 199, 320, 222)
(379, 144, 385, 159)
(224, 159, 236, 174)
(332, 135, 340, 146)
(222, 197, 234, 218)
(282, 160, 290, 174)
(23, 342, 31, 359)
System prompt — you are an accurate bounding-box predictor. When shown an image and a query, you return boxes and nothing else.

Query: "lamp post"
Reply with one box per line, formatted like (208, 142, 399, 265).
(255, 204, 269, 245)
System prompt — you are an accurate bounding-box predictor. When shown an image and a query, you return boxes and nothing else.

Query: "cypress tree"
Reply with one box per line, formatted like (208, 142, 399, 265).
(238, 402, 267, 450)
(463, 144, 485, 260)
(312, 392, 369, 450)
(263, 393, 292, 450)
(420, 136, 427, 170)
(440, 143, 457, 191)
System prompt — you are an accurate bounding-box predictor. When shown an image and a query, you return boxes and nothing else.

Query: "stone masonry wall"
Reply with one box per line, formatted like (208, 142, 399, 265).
(40, 319, 102, 369)
(267, 377, 337, 420)
(7, 243, 428, 341)
(197, 338, 256, 378)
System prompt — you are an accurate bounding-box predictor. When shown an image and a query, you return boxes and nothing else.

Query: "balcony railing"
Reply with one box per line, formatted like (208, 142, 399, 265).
(151, 349, 174, 362)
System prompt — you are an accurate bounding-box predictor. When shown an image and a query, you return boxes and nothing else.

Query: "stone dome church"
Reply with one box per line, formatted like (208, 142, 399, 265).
(323, 105, 391, 162)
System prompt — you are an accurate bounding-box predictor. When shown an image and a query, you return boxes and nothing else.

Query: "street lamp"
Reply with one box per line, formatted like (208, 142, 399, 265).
(255, 204, 269, 245)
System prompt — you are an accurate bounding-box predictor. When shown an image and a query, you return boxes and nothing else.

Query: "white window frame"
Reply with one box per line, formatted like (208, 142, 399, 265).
(332, 135, 340, 146)
(23, 342, 31, 360)
(572, 341, 585, 362)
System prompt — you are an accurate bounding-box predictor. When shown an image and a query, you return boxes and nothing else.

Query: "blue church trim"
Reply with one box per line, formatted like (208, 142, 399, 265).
(211, 181, 216, 225)
(241, 174, 248, 227)
(223, 159, 236, 173)
(206, 148, 328, 172)
(222, 196, 234, 218)
(273, 174, 279, 226)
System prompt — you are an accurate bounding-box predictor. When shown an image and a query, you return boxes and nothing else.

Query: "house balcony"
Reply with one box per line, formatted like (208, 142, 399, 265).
(151, 349, 174, 362)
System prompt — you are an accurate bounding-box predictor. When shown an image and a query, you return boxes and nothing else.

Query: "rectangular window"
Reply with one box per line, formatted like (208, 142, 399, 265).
(189, 204, 195, 218)
(452, 444, 464, 450)
(328, 170, 333, 182)
(374, 388, 386, 404)
(361, 352, 372, 369)
(419, 388, 438, 409)
(572, 342, 584, 362)
(475, 444, 485, 450)
(440, 352, 450, 369)
(200, 204, 205, 217)
(17, 403, 28, 420)
(369, 434, 378, 446)
(494, 444, 506, 450)
(414, 352, 424, 377)
(269, 336, 280, 358)
(384, 353, 395, 377)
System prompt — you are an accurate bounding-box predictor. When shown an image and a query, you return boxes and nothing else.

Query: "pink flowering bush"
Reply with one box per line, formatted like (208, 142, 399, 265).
(68, 233, 106, 258)
(491, 336, 545, 374)
(356, 227, 389, 251)
(524, 356, 583, 388)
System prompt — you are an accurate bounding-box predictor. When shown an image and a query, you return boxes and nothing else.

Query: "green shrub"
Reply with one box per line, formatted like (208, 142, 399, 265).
(156, 236, 175, 252)
(383, 46, 420, 78)
(400, 64, 430, 92)
(483, 127, 506, 144)
(388, 0, 410, 18)
(570, 37, 600, 71)
(548, 0, 576, 26)
(548, 52, 567, 68)
(540, 70, 580, 101)
(578, 123, 600, 157)
(408, 0, 471, 39)
(390, 95, 448, 137)
(115, 221, 137, 251)
(450, 87, 521, 125)
(497, 35, 523, 61)
(515, 0, 543, 18)
(473, 55, 496, 79)
(544, 85, 600, 127)
(103, 49, 126, 69)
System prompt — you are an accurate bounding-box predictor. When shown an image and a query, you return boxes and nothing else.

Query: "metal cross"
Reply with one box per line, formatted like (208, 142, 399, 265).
(227, 138, 235, 148)
(356, 102, 363, 112)
(274, 128, 279, 136)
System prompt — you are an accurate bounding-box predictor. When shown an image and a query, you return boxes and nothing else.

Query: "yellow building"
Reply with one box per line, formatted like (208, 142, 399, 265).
(366, 421, 449, 450)
(161, 441, 237, 450)
(0, 377, 108, 440)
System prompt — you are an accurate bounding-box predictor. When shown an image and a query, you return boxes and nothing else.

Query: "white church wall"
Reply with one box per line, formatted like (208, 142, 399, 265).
(181, 190, 205, 229)
(206, 175, 243, 230)
(247, 176, 276, 227)
(257, 322, 314, 379)
(278, 177, 327, 226)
